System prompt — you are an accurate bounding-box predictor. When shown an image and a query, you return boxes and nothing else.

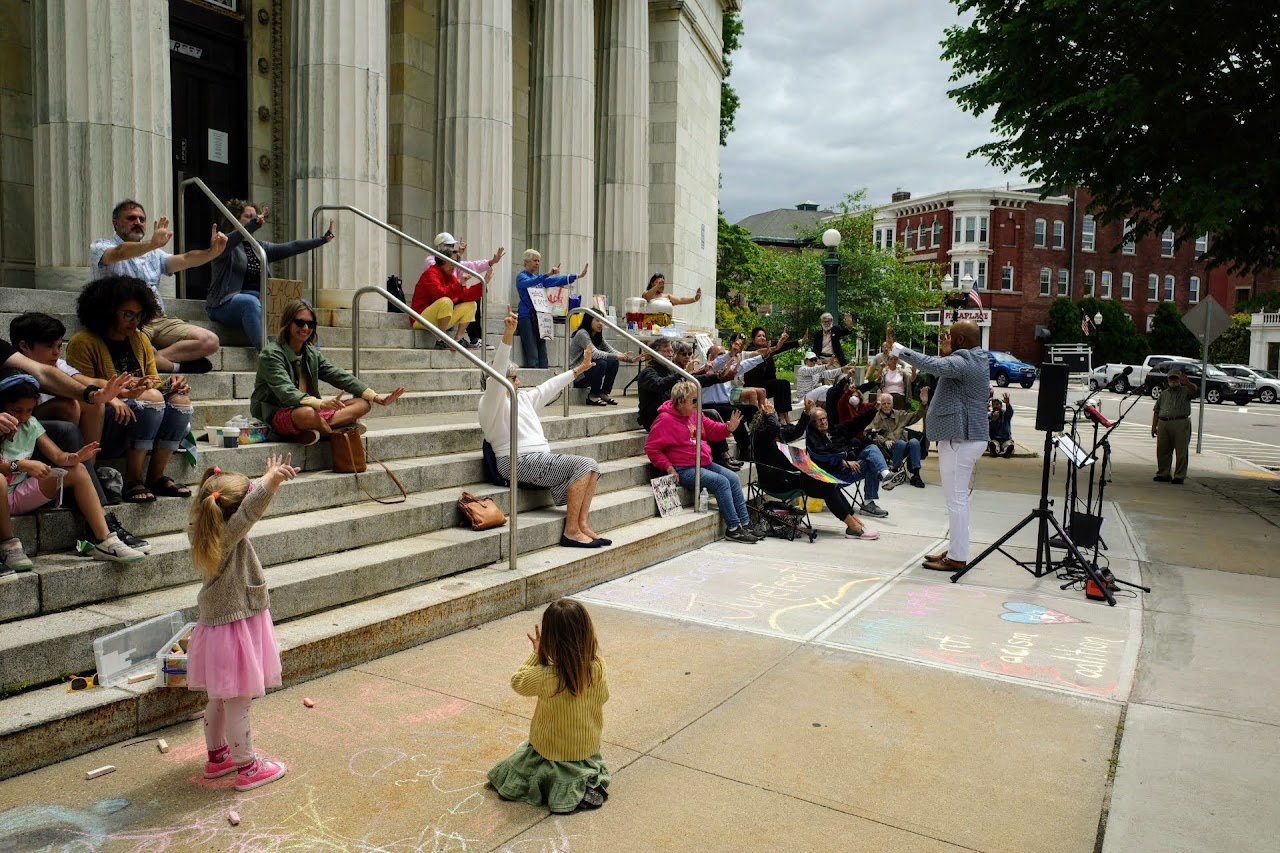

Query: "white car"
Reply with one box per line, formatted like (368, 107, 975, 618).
(1218, 364, 1280, 404)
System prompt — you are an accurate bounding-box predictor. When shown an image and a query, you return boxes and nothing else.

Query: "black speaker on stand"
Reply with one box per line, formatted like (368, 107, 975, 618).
(949, 363, 1118, 605)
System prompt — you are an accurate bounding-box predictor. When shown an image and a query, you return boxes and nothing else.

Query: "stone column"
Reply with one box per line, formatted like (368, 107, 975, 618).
(594, 0, 649, 319)
(32, 0, 172, 291)
(435, 0, 512, 321)
(292, 0, 388, 308)
(528, 0, 594, 297)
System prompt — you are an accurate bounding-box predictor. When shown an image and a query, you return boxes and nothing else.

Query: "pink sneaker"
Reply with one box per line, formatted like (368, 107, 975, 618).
(234, 756, 287, 791)
(204, 746, 236, 779)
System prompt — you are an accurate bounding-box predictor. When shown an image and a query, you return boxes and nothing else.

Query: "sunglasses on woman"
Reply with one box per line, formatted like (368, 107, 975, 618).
(292, 318, 318, 329)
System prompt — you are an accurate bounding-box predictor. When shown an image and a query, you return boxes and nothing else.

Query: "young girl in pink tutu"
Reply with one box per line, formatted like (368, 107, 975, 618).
(186, 452, 299, 791)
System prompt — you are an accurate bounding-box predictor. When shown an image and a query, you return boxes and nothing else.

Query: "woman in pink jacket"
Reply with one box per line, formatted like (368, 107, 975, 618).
(645, 380, 757, 544)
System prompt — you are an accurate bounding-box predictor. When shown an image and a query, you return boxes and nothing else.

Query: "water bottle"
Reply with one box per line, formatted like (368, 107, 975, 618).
(697, 489, 709, 513)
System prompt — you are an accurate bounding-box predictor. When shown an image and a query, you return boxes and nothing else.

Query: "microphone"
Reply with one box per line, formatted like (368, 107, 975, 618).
(1082, 398, 1114, 428)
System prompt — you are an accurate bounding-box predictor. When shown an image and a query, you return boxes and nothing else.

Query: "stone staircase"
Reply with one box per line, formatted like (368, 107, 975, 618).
(0, 286, 718, 780)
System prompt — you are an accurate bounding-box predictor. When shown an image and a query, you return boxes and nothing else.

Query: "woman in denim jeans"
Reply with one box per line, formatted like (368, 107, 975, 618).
(65, 276, 195, 503)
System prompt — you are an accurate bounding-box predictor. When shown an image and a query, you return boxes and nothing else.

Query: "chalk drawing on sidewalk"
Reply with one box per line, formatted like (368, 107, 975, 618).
(1000, 602, 1085, 624)
(579, 551, 883, 640)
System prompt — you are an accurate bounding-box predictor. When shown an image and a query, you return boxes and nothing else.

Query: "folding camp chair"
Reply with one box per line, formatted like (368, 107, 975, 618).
(745, 456, 817, 542)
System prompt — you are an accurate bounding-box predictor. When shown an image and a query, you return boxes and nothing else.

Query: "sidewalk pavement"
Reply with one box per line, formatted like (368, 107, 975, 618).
(0, 438, 1276, 852)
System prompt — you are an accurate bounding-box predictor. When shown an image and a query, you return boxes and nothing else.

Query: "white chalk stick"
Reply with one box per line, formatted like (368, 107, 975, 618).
(156, 739, 169, 754)
(189, 711, 205, 720)
(228, 809, 240, 826)
(302, 697, 315, 708)
(85, 765, 116, 780)
(127, 672, 154, 684)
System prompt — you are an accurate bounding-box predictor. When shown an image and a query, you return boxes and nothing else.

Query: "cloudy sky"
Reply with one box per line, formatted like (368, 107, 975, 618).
(719, 0, 1025, 223)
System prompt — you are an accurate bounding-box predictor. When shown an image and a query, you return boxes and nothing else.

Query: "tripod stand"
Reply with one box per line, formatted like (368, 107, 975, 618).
(950, 427, 1118, 606)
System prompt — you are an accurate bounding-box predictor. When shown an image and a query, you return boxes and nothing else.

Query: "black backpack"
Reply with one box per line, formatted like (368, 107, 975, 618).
(386, 274, 406, 312)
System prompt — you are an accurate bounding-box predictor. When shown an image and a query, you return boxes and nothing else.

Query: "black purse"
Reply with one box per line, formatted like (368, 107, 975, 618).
(386, 274, 406, 312)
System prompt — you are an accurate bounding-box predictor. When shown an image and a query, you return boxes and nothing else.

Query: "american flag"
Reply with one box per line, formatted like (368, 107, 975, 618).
(966, 285, 983, 311)
(1080, 308, 1093, 336)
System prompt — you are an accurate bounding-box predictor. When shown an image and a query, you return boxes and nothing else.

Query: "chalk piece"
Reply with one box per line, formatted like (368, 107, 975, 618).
(85, 765, 116, 780)
(189, 711, 205, 720)
(228, 809, 240, 826)
(127, 672, 154, 684)
(302, 697, 315, 708)
(156, 739, 169, 754)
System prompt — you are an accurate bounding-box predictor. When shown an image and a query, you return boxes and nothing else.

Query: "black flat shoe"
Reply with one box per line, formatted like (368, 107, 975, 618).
(592, 538, 612, 546)
(560, 535, 604, 549)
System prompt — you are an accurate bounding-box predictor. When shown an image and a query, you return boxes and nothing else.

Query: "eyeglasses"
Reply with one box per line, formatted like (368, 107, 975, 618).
(292, 318, 318, 329)
(118, 310, 142, 322)
(67, 674, 99, 692)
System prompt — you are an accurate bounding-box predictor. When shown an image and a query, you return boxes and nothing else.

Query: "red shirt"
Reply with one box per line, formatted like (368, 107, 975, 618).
(412, 263, 483, 315)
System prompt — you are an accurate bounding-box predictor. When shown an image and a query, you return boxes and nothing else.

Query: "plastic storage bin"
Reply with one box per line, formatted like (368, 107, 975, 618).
(93, 611, 186, 687)
(155, 622, 197, 688)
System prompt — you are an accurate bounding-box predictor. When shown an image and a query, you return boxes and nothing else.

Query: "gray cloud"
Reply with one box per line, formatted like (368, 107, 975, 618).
(719, 0, 1024, 221)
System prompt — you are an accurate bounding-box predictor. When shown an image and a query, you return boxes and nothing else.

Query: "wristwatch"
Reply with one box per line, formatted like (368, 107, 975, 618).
(8, 460, 18, 475)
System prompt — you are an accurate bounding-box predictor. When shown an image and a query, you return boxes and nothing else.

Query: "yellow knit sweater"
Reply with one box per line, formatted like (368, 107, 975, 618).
(512, 651, 609, 761)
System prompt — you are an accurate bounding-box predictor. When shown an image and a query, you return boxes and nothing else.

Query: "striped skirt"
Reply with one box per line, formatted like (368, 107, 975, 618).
(496, 452, 600, 506)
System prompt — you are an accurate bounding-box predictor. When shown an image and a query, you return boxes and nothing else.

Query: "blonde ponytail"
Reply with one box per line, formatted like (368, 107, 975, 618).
(188, 469, 251, 580)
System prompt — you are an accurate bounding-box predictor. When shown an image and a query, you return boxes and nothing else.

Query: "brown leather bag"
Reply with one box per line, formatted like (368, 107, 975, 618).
(330, 427, 408, 505)
(458, 491, 506, 530)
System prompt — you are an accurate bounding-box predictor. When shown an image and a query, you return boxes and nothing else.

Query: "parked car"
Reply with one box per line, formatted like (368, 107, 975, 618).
(988, 351, 1037, 388)
(1143, 361, 1253, 405)
(1218, 364, 1280, 404)
(1092, 354, 1196, 393)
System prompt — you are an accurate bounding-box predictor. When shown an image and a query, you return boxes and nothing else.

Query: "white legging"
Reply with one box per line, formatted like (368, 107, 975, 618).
(204, 696, 254, 765)
(938, 439, 987, 561)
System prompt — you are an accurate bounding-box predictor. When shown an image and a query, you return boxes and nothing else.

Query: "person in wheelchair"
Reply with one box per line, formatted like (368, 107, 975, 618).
(804, 406, 894, 519)
(749, 400, 879, 540)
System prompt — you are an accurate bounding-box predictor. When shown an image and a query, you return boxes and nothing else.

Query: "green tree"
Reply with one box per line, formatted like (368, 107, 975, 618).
(1208, 313, 1252, 364)
(1237, 291, 1280, 314)
(715, 213, 763, 297)
(1048, 297, 1147, 364)
(1148, 301, 1201, 357)
(942, 1, 1280, 273)
(720, 12, 743, 147)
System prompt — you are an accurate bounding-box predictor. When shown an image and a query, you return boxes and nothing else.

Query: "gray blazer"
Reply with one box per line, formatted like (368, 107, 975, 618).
(894, 345, 990, 442)
(206, 217, 327, 309)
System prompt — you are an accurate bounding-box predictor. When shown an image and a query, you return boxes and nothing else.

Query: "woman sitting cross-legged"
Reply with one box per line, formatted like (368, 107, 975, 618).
(479, 309, 608, 548)
(570, 316, 638, 406)
(65, 275, 196, 504)
(646, 380, 758, 544)
(251, 301, 405, 445)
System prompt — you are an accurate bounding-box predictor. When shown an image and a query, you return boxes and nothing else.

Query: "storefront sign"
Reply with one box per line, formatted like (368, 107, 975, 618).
(924, 309, 991, 327)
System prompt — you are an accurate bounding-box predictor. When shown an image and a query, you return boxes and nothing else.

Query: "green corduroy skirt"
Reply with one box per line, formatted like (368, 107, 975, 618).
(488, 741, 610, 814)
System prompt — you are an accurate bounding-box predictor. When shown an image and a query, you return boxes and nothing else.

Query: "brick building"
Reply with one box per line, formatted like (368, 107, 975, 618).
(873, 187, 1218, 358)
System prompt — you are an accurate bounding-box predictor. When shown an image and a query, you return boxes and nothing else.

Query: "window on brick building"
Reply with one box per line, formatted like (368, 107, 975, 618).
(977, 261, 988, 289)
(933, 220, 942, 247)
(904, 228, 914, 251)
(1147, 274, 1158, 301)
(1102, 271, 1114, 299)
(1081, 215, 1095, 251)
(1001, 265, 1014, 291)
(1034, 219, 1046, 247)
(964, 216, 976, 242)
(1195, 233, 1208, 254)
(918, 222, 926, 248)
(886, 228, 895, 247)
(1039, 267, 1051, 296)
(1161, 228, 1175, 257)
(1052, 220, 1065, 249)
(1146, 314, 1156, 333)
(1189, 276, 1200, 303)
(1057, 268, 1070, 296)
(1164, 275, 1175, 301)
(1121, 272, 1132, 301)
(1123, 219, 1136, 254)
(874, 228, 883, 248)
(1084, 270, 1095, 296)
(953, 217, 961, 243)
(979, 216, 989, 242)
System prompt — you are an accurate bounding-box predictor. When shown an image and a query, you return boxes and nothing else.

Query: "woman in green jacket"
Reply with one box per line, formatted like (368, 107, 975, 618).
(250, 301, 405, 444)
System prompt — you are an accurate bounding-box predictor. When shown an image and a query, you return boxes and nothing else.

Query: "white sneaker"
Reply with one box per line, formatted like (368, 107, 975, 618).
(91, 533, 146, 564)
(882, 469, 909, 491)
(0, 537, 33, 571)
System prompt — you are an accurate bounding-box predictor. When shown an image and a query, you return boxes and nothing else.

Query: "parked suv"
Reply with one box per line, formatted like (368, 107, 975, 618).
(1218, 364, 1280, 404)
(1143, 361, 1253, 406)
(988, 351, 1037, 388)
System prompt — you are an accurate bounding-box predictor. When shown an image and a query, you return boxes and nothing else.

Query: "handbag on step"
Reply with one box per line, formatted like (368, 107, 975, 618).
(458, 491, 507, 530)
(330, 426, 408, 504)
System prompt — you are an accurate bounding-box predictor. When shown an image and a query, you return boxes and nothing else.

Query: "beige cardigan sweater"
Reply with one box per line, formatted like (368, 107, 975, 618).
(190, 480, 274, 626)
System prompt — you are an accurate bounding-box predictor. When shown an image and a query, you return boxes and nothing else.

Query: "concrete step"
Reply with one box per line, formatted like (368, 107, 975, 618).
(0, 507, 720, 780)
(190, 389, 483, 430)
(181, 367, 503, 400)
(0, 473, 665, 694)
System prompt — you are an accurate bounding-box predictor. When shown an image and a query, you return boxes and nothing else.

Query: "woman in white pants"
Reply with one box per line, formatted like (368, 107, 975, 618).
(884, 320, 990, 571)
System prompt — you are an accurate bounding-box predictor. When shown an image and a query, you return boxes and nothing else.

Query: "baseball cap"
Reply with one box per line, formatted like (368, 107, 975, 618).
(1167, 367, 1186, 379)
(434, 231, 458, 249)
(804, 351, 818, 360)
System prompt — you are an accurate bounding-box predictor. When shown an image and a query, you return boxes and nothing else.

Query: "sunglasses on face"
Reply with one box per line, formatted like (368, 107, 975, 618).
(67, 674, 99, 692)
(292, 318, 318, 330)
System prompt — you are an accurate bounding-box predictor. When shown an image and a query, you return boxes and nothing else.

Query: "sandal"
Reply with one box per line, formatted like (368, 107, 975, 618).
(123, 482, 156, 503)
(585, 396, 609, 407)
(149, 477, 192, 498)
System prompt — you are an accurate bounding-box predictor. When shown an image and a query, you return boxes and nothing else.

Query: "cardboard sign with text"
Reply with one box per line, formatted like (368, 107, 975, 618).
(266, 278, 306, 337)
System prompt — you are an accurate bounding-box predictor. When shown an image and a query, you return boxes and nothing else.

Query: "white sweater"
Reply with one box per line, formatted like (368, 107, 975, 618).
(478, 341, 576, 457)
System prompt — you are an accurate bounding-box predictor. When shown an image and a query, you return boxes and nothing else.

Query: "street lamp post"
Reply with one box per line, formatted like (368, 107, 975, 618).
(941, 271, 974, 323)
(821, 228, 842, 318)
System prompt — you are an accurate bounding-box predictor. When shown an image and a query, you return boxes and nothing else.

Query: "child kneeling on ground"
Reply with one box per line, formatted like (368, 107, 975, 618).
(489, 599, 611, 813)
(0, 368, 145, 569)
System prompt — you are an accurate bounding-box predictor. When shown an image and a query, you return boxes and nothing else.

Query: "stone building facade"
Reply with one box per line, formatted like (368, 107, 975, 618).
(0, 0, 735, 332)
(874, 187, 1216, 358)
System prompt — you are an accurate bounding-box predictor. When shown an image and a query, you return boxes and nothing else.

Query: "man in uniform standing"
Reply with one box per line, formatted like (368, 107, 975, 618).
(1152, 366, 1194, 484)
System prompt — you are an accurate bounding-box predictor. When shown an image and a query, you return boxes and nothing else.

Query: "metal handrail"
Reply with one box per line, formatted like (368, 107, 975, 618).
(312, 205, 488, 355)
(565, 307, 703, 499)
(350, 286, 519, 570)
(176, 177, 270, 350)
